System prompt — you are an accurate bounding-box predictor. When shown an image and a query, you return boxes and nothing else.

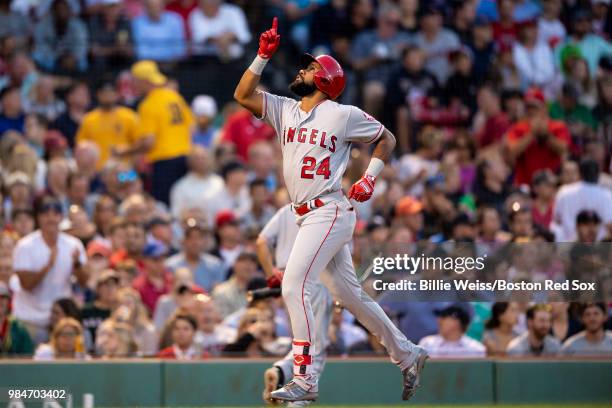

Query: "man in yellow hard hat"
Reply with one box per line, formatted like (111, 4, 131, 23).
(115, 60, 193, 205)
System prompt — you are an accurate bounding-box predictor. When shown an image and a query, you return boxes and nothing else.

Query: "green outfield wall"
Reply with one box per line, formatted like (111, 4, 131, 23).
(1, 359, 611, 407)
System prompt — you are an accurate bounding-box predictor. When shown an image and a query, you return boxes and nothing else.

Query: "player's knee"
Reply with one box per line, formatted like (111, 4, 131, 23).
(281, 278, 300, 302)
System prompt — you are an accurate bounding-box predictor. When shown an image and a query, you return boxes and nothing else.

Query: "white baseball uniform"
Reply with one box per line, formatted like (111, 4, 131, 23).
(260, 92, 418, 389)
(259, 204, 333, 384)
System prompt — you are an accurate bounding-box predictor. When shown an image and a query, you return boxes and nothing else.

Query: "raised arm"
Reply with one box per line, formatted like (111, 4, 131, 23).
(233, 17, 280, 118)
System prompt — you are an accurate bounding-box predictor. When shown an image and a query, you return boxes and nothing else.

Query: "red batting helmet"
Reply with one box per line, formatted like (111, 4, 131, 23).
(299, 53, 346, 100)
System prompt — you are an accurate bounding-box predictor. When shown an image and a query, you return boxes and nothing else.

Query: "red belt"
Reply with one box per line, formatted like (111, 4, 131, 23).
(293, 198, 325, 216)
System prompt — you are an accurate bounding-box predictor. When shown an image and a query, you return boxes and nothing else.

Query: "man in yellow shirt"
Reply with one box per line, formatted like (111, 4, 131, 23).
(115, 60, 193, 205)
(76, 81, 139, 170)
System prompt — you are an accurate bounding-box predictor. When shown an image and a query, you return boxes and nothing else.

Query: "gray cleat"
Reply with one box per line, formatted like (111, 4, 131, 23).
(270, 380, 318, 402)
(402, 347, 429, 400)
(287, 400, 313, 407)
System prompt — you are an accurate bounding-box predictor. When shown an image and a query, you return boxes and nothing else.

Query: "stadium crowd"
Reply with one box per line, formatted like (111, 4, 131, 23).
(0, 0, 611, 360)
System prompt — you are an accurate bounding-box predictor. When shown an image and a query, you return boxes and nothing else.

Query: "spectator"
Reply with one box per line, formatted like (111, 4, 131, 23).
(133, 241, 173, 314)
(110, 222, 146, 269)
(246, 141, 277, 192)
(188, 0, 251, 61)
(386, 46, 440, 153)
(562, 302, 612, 356)
(211, 210, 245, 269)
(507, 304, 561, 356)
(220, 108, 275, 162)
(552, 159, 612, 242)
(482, 302, 520, 356)
(549, 82, 596, 143)
(49, 298, 81, 334)
(212, 252, 258, 318)
(207, 162, 251, 223)
(351, 3, 411, 119)
(166, 223, 225, 293)
(492, 0, 520, 50)
(513, 21, 557, 93)
(241, 179, 275, 231)
(132, 0, 186, 62)
(191, 95, 218, 148)
(147, 215, 175, 252)
(0, 86, 25, 134)
(394, 196, 424, 241)
(170, 145, 224, 219)
(88, 0, 133, 71)
(73, 141, 101, 183)
(81, 270, 119, 352)
(473, 85, 511, 148)
(95, 319, 137, 358)
(530, 170, 557, 230)
(0, 0, 31, 47)
(222, 306, 290, 357)
(413, 5, 460, 84)
(575, 210, 602, 244)
(555, 9, 612, 75)
(153, 267, 200, 331)
(419, 306, 486, 358)
(45, 158, 71, 212)
(32, 0, 88, 72)
(47, 84, 87, 150)
(565, 58, 598, 109)
(0, 282, 34, 356)
(23, 77, 65, 123)
(537, 0, 565, 48)
(158, 313, 205, 359)
(113, 287, 157, 355)
(467, 16, 496, 83)
(508, 206, 534, 239)
(3, 172, 34, 222)
(505, 87, 571, 186)
(12, 195, 87, 344)
(444, 47, 478, 113)
(117, 61, 193, 205)
(394, 126, 442, 198)
(474, 155, 511, 214)
(192, 294, 234, 355)
(33, 317, 87, 360)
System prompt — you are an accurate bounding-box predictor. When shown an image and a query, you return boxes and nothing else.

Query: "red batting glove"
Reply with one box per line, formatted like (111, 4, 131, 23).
(348, 174, 376, 202)
(258, 17, 280, 59)
(266, 268, 284, 288)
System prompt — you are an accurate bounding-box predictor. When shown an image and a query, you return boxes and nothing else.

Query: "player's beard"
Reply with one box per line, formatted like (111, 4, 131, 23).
(289, 80, 317, 97)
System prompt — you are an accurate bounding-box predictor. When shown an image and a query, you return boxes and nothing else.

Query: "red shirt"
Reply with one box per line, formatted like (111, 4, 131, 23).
(165, 0, 196, 38)
(132, 270, 173, 314)
(506, 119, 571, 186)
(532, 203, 554, 229)
(492, 21, 520, 50)
(221, 110, 275, 161)
(476, 113, 511, 148)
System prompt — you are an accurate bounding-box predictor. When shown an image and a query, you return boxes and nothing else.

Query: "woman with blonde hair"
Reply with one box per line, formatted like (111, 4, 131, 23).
(34, 317, 87, 360)
(95, 319, 138, 358)
(113, 287, 157, 356)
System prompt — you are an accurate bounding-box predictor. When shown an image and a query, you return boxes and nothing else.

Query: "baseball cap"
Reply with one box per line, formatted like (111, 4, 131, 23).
(524, 87, 546, 106)
(131, 60, 167, 86)
(215, 209, 238, 229)
(191, 95, 218, 117)
(96, 269, 120, 286)
(5, 171, 31, 188)
(576, 210, 601, 225)
(142, 241, 169, 258)
(434, 306, 470, 330)
(87, 240, 112, 258)
(0, 281, 10, 297)
(395, 196, 424, 216)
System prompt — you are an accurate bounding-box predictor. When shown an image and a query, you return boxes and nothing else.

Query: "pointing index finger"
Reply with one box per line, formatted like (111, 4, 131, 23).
(271, 17, 278, 33)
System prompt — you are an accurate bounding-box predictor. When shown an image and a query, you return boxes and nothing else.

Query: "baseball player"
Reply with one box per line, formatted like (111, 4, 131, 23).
(256, 203, 333, 406)
(234, 18, 428, 402)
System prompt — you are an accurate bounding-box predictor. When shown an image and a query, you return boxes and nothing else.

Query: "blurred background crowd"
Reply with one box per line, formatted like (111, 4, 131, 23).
(0, 0, 611, 360)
